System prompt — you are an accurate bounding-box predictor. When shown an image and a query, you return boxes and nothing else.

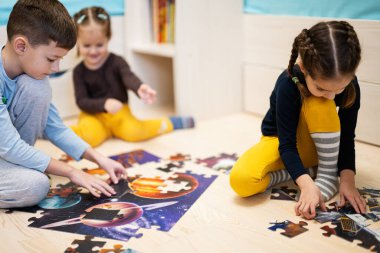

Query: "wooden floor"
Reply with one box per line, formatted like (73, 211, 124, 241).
(1, 112, 379, 253)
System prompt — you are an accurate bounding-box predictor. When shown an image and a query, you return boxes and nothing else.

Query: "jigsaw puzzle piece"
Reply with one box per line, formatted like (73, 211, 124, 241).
(270, 186, 298, 201)
(315, 210, 341, 223)
(321, 225, 337, 237)
(367, 198, 380, 212)
(168, 153, 191, 162)
(59, 153, 74, 163)
(359, 187, 380, 198)
(65, 235, 106, 253)
(157, 162, 184, 173)
(110, 150, 161, 168)
(195, 153, 238, 173)
(5, 205, 42, 214)
(99, 244, 125, 253)
(269, 220, 308, 238)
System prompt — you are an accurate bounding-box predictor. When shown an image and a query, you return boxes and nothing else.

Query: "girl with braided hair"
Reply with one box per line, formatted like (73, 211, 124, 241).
(230, 21, 366, 219)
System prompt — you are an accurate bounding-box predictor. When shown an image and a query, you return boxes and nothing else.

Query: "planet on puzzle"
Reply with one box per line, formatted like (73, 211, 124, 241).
(128, 173, 199, 199)
(38, 193, 82, 209)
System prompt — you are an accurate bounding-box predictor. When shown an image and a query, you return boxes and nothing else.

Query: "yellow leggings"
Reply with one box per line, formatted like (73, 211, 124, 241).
(230, 96, 340, 197)
(71, 105, 173, 147)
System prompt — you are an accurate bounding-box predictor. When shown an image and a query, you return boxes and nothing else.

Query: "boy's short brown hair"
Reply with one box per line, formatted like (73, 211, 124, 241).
(7, 0, 76, 50)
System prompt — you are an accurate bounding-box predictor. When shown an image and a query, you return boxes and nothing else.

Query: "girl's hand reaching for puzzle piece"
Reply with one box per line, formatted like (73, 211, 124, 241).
(338, 170, 366, 213)
(294, 174, 327, 219)
(138, 83, 156, 104)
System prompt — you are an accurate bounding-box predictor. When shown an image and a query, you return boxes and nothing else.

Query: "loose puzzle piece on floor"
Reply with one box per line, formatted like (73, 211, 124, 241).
(64, 235, 142, 253)
(270, 186, 298, 201)
(168, 153, 191, 162)
(22, 150, 218, 242)
(64, 235, 106, 253)
(268, 220, 308, 238)
(196, 153, 238, 174)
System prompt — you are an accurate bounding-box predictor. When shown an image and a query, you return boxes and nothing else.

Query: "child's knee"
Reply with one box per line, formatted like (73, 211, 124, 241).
(24, 173, 50, 206)
(117, 123, 147, 142)
(303, 96, 340, 131)
(72, 124, 108, 147)
(230, 164, 268, 197)
(0, 171, 50, 208)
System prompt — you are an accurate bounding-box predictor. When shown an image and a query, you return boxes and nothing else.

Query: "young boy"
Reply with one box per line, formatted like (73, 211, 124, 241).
(0, 0, 126, 209)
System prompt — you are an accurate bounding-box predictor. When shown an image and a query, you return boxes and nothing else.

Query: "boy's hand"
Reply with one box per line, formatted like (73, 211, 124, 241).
(294, 174, 326, 219)
(82, 148, 127, 185)
(96, 156, 127, 184)
(138, 84, 156, 104)
(104, 98, 123, 114)
(68, 169, 116, 197)
(338, 169, 366, 213)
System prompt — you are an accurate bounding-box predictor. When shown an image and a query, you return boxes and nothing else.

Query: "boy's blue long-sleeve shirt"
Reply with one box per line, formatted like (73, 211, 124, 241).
(0, 54, 89, 172)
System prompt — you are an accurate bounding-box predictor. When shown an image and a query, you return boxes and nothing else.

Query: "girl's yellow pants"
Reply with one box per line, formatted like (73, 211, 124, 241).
(230, 96, 340, 197)
(71, 105, 173, 147)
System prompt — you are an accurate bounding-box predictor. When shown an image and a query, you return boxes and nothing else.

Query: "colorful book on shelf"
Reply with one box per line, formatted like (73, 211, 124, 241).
(152, 0, 159, 43)
(150, 0, 175, 44)
(169, 0, 175, 43)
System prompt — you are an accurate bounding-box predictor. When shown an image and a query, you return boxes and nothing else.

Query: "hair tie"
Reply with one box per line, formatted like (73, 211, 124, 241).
(97, 13, 108, 20)
(292, 77, 300, 84)
(77, 14, 86, 24)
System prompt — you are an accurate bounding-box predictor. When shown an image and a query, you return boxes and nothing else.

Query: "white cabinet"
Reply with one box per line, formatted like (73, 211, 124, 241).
(125, 0, 243, 120)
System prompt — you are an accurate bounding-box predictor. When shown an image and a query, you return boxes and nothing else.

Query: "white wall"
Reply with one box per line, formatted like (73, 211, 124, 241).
(243, 14, 380, 146)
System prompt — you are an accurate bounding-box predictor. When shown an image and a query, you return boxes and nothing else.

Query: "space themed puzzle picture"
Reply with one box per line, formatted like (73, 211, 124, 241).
(15, 150, 235, 242)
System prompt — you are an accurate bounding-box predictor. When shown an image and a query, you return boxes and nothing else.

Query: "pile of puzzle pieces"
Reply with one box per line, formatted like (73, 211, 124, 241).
(269, 185, 380, 252)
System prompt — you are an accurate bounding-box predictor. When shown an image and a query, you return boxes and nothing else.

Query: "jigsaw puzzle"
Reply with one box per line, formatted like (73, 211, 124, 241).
(268, 220, 308, 238)
(195, 153, 238, 174)
(270, 186, 298, 201)
(23, 150, 218, 242)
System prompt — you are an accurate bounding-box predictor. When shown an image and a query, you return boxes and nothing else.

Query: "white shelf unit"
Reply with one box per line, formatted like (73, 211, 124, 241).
(125, 0, 243, 120)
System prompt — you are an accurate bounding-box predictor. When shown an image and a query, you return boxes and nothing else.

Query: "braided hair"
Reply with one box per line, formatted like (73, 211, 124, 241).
(288, 21, 361, 108)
